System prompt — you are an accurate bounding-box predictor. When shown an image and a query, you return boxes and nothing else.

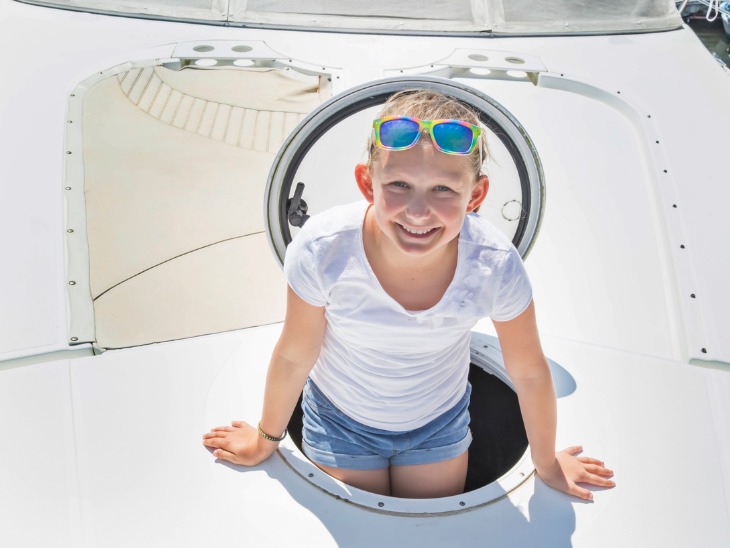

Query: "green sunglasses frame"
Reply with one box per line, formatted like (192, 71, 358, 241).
(372, 116, 482, 155)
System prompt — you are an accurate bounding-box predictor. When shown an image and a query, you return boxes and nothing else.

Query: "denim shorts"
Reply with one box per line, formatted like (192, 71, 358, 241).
(301, 379, 472, 470)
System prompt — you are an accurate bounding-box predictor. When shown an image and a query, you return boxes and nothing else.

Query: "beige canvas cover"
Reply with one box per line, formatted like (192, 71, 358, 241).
(82, 66, 330, 348)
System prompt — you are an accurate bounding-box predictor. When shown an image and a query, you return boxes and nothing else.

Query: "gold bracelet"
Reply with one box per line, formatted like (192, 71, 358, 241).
(257, 422, 287, 442)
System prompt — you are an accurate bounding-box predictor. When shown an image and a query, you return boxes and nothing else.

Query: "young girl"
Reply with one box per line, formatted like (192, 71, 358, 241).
(203, 90, 615, 500)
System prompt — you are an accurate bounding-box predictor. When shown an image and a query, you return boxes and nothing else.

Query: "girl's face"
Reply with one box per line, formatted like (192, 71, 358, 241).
(355, 144, 488, 258)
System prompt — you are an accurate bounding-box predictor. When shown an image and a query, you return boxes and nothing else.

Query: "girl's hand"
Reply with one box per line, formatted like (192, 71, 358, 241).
(202, 421, 280, 466)
(535, 446, 615, 501)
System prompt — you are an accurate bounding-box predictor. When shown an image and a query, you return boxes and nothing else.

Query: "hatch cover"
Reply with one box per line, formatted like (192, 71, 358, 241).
(265, 76, 544, 264)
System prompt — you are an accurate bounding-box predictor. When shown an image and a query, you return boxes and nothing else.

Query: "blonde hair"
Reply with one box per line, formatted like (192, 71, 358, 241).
(367, 89, 488, 181)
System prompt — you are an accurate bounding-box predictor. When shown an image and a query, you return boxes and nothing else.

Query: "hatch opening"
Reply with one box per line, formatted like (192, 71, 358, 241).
(279, 332, 533, 515)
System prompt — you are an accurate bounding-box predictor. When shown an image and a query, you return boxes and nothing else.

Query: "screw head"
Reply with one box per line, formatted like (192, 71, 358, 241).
(69, 281, 76, 285)
(70, 337, 78, 342)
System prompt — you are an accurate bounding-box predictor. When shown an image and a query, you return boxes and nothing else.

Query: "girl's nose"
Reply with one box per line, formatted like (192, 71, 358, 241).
(405, 195, 430, 220)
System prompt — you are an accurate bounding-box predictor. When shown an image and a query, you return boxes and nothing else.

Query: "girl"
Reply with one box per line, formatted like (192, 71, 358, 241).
(203, 90, 615, 500)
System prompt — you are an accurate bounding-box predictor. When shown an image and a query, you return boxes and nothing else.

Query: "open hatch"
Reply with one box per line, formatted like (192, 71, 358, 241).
(65, 41, 335, 349)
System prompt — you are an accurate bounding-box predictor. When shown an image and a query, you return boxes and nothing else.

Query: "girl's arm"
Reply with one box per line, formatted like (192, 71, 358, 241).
(202, 286, 326, 465)
(493, 301, 615, 501)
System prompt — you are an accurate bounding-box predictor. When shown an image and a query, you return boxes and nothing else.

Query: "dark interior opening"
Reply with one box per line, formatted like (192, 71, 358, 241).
(287, 362, 528, 494)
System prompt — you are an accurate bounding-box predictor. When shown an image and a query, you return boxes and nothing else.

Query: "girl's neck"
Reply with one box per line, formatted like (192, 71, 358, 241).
(363, 206, 458, 277)
(362, 207, 458, 311)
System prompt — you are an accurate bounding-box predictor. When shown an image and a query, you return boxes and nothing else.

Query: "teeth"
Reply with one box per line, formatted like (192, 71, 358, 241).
(401, 225, 432, 235)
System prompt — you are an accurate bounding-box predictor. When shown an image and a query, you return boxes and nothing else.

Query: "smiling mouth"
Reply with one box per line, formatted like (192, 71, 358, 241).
(398, 223, 438, 237)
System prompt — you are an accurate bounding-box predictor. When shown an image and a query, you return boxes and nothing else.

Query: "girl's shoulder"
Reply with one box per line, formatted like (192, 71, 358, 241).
(295, 200, 368, 245)
(460, 213, 516, 255)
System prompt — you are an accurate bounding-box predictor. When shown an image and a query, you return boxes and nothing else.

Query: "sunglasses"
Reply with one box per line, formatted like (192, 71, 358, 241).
(372, 116, 482, 155)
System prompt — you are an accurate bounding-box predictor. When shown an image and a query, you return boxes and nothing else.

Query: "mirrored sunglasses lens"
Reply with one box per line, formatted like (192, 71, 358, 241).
(432, 122, 474, 153)
(379, 119, 420, 149)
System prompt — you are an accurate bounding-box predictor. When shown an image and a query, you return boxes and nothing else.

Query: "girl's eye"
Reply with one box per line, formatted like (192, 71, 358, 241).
(389, 181, 409, 189)
(434, 185, 452, 192)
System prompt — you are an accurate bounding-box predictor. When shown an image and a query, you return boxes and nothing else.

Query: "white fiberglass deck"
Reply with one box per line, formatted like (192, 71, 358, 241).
(3, 325, 730, 546)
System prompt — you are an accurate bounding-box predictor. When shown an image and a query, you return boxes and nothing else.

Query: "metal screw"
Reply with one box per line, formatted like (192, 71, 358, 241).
(70, 337, 78, 342)
(65, 187, 72, 190)
(67, 229, 74, 233)
(69, 281, 76, 285)
(701, 348, 707, 354)
(378, 502, 384, 508)
(690, 293, 696, 298)
(680, 244, 685, 249)
(308, 473, 314, 478)
(66, 151, 72, 154)
(459, 501, 466, 507)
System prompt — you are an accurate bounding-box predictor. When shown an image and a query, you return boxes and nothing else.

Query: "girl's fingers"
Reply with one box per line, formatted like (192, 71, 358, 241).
(212, 447, 238, 463)
(210, 426, 235, 432)
(561, 445, 583, 456)
(582, 474, 616, 488)
(570, 484, 594, 502)
(577, 456, 605, 466)
(203, 430, 230, 439)
(202, 436, 221, 448)
(583, 464, 614, 476)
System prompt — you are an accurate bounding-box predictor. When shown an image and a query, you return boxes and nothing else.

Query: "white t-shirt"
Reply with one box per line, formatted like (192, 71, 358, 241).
(284, 201, 532, 431)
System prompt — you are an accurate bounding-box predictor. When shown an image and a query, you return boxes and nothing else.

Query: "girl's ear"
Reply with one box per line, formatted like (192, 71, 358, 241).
(467, 175, 489, 213)
(355, 163, 375, 203)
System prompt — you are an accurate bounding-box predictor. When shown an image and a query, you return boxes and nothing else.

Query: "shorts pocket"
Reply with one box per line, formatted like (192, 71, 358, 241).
(303, 380, 343, 417)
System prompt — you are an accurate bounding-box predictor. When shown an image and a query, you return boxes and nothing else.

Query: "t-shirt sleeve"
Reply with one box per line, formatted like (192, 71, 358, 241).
(283, 229, 327, 307)
(491, 247, 533, 322)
